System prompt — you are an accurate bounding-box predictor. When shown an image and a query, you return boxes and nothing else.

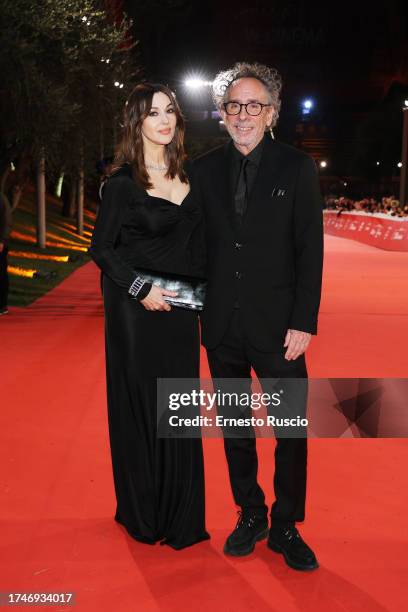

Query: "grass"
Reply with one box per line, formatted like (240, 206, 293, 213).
(7, 185, 96, 307)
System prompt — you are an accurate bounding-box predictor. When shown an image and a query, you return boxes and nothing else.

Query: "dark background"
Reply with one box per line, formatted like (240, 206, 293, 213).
(121, 0, 408, 193)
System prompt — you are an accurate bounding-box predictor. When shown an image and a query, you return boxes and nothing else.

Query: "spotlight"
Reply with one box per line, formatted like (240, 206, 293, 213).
(184, 76, 213, 90)
(301, 99, 314, 115)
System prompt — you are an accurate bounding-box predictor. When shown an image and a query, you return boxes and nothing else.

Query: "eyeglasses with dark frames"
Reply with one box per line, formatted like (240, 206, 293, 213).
(223, 101, 272, 116)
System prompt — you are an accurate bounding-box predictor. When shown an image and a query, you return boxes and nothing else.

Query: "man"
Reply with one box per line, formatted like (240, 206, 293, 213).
(194, 62, 323, 570)
(0, 192, 12, 315)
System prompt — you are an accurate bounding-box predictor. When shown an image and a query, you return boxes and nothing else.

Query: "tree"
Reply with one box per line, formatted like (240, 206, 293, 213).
(0, 0, 140, 243)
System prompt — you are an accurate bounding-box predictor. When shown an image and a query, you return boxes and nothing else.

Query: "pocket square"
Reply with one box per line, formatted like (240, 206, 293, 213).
(271, 187, 286, 197)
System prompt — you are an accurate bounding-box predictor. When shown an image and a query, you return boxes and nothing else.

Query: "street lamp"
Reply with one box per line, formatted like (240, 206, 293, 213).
(184, 78, 213, 90)
(301, 99, 314, 115)
(320, 160, 327, 168)
(183, 72, 213, 93)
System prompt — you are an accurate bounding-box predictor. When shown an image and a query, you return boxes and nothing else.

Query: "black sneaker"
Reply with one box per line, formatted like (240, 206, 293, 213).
(224, 511, 269, 557)
(0, 307, 8, 315)
(267, 525, 319, 571)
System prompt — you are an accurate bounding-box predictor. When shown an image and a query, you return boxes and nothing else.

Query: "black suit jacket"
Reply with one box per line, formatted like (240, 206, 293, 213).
(193, 134, 324, 352)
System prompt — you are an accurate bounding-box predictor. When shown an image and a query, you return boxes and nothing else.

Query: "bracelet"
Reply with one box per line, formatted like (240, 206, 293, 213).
(128, 276, 146, 297)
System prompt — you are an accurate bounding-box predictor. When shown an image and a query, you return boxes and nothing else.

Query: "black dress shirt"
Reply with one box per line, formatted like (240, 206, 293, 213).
(230, 137, 265, 307)
(230, 136, 265, 220)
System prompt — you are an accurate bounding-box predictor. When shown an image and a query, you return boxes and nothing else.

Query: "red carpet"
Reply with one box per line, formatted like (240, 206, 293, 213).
(1, 234, 407, 611)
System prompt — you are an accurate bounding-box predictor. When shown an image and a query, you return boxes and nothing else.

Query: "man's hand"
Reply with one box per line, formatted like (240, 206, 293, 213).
(0, 242, 4, 253)
(140, 285, 178, 312)
(284, 329, 311, 360)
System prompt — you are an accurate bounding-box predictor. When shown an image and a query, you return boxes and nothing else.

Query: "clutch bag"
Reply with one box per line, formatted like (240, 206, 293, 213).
(133, 268, 207, 311)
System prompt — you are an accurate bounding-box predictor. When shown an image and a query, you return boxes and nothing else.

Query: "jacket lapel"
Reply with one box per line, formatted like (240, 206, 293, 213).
(218, 136, 285, 230)
(212, 141, 236, 229)
(243, 136, 284, 224)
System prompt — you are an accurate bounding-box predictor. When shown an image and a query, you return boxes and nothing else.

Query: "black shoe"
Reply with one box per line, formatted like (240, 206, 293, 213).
(0, 307, 8, 315)
(223, 511, 269, 557)
(267, 525, 319, 571)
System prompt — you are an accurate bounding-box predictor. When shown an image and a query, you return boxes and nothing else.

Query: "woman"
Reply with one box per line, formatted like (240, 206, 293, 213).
(90, 83, 209, 549)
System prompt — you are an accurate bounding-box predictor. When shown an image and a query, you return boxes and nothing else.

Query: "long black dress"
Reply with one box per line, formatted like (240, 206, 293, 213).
(90, 163, 209, 549)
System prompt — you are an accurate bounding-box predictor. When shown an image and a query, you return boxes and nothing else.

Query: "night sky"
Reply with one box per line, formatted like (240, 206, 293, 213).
(123, 0, 407, 106)
(121, 0, 408, 176)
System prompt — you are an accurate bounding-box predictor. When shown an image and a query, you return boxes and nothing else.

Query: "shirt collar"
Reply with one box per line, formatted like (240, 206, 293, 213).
(232, 134, 265, 166)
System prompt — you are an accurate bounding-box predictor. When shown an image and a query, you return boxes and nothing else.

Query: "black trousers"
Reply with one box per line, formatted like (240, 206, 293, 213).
(0, 245, 9, 309)
(206, 308, 308, 528)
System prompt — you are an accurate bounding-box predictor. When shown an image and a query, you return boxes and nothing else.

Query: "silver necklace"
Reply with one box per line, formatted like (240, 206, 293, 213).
(145, 161, 168, 171)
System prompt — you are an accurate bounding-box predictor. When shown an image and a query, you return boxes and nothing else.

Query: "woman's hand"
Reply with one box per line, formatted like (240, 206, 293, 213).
(140, 285, 178, 311)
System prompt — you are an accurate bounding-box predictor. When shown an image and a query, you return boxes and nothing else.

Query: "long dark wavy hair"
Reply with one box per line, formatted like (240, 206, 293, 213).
(112, 82, 188, 189)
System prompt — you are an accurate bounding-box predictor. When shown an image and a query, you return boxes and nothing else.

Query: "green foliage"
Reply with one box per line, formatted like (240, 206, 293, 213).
(0, 0, 140, 179)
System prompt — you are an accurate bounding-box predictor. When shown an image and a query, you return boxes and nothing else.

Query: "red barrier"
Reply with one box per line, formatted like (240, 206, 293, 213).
(323, 211, 408, 251)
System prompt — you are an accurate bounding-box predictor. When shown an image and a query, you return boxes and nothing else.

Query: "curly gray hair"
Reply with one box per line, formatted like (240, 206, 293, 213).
(212, 62, 282, 128)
